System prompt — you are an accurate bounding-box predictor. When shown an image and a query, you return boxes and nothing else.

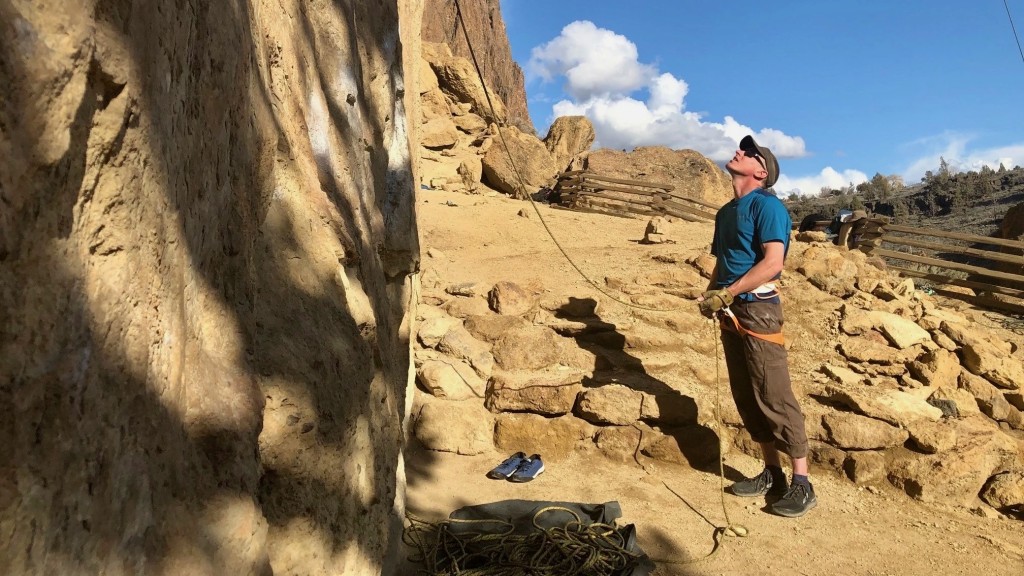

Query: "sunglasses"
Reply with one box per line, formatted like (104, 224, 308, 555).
(743, 148, 767, 170)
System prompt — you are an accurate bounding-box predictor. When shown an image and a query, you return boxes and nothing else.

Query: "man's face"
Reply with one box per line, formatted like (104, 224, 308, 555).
(726, 146, 767, 180)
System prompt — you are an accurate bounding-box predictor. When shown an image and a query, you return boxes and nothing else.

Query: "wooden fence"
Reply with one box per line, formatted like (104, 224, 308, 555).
(836, 217, 1024, 315)
(553, 171, 718, 222)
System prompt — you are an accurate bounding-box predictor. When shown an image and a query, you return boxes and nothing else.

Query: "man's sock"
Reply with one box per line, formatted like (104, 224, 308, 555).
(767, 464, 786, 484)
(791, 474, 811, 487)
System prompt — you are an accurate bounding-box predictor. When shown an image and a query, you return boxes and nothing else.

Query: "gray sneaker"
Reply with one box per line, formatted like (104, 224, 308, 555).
(770, 482, 817, 517)
(729, 468, 788, 498)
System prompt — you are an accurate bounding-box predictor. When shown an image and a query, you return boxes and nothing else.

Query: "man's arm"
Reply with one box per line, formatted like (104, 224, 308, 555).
(723, 241, 784, 298)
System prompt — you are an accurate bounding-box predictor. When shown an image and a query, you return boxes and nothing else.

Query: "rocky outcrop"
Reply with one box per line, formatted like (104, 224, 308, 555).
(544, 116, 596, 172)
(582, 146, 733, 207)
(422, 0, 533, 133)
(0, 1, 419, 575)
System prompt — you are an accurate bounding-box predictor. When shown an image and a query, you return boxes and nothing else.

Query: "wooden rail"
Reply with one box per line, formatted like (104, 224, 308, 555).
(554, 171, 720, 222)
(852, 217, 1024, 315)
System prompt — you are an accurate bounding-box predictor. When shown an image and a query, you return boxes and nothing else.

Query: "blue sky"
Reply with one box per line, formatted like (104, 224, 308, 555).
(500, 1, 1024, 196)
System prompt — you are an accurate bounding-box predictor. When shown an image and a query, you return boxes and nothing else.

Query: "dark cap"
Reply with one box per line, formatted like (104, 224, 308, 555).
(740, 135, 779, 188)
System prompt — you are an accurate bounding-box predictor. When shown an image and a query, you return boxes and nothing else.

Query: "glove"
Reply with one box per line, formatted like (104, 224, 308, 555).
(698, 288, 734, 318)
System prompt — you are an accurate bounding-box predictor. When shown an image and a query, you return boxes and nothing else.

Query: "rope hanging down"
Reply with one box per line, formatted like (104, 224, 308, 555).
(450, 0, 683, 314)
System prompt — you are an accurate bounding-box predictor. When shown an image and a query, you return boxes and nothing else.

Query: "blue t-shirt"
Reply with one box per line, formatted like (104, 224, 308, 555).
(710, 188, 791, 301)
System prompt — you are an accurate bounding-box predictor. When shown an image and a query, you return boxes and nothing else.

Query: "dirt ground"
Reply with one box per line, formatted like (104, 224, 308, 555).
(403, 187, 1024, 575)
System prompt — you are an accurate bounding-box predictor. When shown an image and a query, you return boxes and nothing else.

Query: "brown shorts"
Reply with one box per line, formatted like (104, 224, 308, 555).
(719, 300, 808, 459)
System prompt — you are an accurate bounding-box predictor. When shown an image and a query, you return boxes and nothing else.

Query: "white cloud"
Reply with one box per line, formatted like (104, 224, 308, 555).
(775, 167, 869, 198)
(529, 21, 806, 163)
(528, 21, 656, 100)
(899, 133, 1024, 182)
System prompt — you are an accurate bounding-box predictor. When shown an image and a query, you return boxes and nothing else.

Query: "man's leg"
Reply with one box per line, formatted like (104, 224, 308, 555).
(720, 327, 787, 497)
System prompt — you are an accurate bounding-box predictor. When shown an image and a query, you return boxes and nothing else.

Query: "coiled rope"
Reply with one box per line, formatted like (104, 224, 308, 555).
(403, 506, 647, 575)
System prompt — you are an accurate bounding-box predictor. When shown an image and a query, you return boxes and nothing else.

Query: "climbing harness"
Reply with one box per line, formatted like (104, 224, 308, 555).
(716, 283, 786, 346)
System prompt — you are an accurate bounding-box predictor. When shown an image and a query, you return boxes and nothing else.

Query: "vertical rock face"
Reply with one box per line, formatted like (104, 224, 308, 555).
(0, 1, 419, 575)
(421, 0, 534, 134)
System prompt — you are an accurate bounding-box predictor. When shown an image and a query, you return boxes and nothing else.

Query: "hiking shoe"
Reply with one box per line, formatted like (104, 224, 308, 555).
(728, 468, 788, 498)
(770, 482, 818, 518)
(508, 454, 545, 483)
(486, 452, 527, 480)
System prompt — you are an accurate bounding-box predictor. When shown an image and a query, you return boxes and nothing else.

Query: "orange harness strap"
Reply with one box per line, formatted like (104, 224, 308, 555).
(718, 307, 786, 346)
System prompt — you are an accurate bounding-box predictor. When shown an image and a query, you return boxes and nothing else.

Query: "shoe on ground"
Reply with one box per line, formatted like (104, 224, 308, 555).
(770, 482, 817, 518)
(508, 454, 545, 483)
(486, 451, 527, 480)
(728, 468, 788, 498)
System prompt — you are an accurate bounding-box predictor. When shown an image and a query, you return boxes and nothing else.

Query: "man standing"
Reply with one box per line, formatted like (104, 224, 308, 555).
(697, 135, 816, 518)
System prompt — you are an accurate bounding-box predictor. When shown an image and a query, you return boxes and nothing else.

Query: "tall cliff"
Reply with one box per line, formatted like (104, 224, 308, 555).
(422, 0, 534, 133)
(0, 1, 420, 574)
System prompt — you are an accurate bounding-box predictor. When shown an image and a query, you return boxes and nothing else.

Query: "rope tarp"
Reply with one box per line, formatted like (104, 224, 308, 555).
(404, 500, 655, 576)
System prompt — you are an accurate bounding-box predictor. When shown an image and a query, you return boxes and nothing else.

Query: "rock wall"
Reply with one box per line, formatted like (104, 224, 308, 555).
(0, 1, 420, 574)
(421, 0, 533, 134)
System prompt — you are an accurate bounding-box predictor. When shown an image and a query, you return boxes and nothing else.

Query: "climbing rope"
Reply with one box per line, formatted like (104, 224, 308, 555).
(450, 0, 682, 314)
(403, 506, 648, 575)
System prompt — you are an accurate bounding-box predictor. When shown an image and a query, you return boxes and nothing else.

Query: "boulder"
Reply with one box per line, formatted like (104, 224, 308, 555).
(486, 369, 585, 415)
(808, 440, 849, 476)
(643, 217, 674, 244)
(481, 125, 556, 198)
(887, 416, 1019, 505)
(825, 385, 943, 427)
(490, 325, 567, 371)
(822, 412, 909, 450)
(960, 370, 1024, 429)
(980, 470, 1024, 509)
(463, 314, 529, 344)
(417, 359, 486, 400)
(575, 384, 645, 425)
(869, 311, 931, 349)
(928, 385, 981, 416)
(582, 146, 732, 207)
(962, 340, 1023, 390)
(641, 425, 721, 467)
(420, 116, 460, 149)
(821, 364, 866, 387)
(844, 450, 886, 485)
(457, 159, 483, 192)
(493, 413, 595, 461)
(907, 348, 960, 389)
(838, 336, 901, 365)
(417, 316, 461, 348)
(543, 115, 595, 172)
(488, 281, 536, 315)
(453, 112, 488, 134)
(415, 400, 494, 455)
(906, 420, 957, 454)
(436, 324, 494, 379)
(798, 245, 859, 297)
(595, 425, 644, 462)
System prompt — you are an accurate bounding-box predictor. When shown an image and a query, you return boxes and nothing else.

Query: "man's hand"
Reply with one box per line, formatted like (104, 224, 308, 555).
(698, 288, 734, 318)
